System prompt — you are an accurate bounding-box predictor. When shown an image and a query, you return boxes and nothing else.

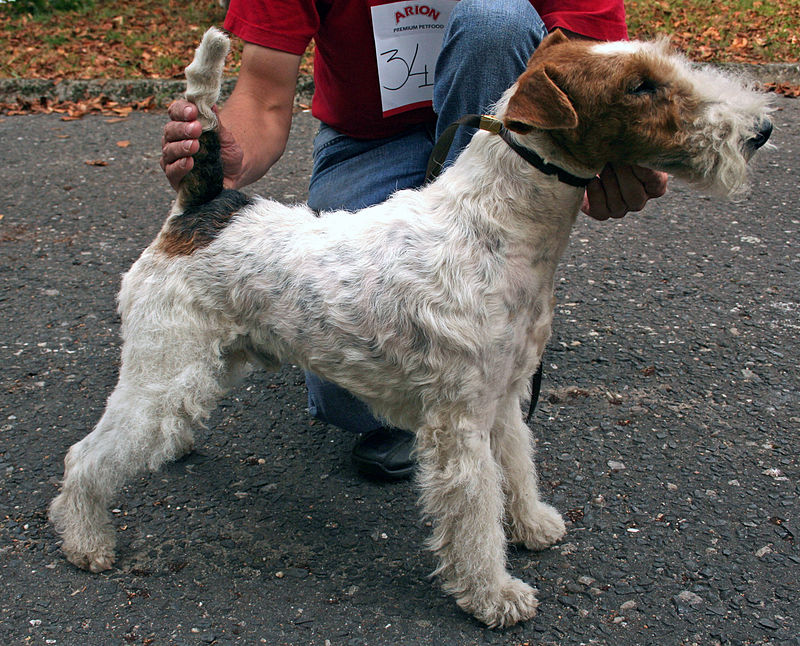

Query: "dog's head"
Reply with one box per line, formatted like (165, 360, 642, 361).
(502, 30, 772, 195)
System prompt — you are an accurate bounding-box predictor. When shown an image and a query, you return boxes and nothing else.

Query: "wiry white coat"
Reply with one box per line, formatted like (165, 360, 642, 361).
(50, 27, 773, 628)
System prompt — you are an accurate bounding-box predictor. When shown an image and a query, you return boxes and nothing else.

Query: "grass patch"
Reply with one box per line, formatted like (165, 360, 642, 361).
(0, 0, 235, 78)
(0, 0, 94, 15)
(626, 0, 800, 62)
(0, 0, 797, 80)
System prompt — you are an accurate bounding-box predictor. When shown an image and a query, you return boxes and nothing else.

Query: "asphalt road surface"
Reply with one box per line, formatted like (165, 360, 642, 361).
(1, 98, 798, 646)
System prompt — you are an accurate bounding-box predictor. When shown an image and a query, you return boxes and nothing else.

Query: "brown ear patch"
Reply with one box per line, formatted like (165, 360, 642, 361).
(504, 65, 579, 132)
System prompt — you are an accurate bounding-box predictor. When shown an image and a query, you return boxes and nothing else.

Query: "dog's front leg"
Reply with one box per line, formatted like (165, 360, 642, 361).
(492, 396, 566, 550)
(416, 418, 539, 628)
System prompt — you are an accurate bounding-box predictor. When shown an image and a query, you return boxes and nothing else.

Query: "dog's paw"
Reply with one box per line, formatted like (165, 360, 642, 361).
(510, 502, 566, 551)
(63, 543, 116, 573)
(459, 577, 539, 628)
(173, 436, 195, 461)
(50, 494, 117, 573)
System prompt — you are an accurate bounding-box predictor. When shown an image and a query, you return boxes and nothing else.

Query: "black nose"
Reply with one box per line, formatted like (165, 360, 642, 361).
(749, 119, 773, 150)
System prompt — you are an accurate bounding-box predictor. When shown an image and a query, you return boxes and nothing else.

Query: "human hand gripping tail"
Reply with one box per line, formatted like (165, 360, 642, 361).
(160, 102, 244, 191)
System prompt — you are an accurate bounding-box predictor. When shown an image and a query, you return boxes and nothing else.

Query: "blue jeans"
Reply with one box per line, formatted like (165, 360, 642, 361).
(306, 0, 548, 434)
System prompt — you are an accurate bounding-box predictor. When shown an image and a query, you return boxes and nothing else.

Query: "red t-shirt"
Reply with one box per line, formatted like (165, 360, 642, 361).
(223, 0, 627, 139)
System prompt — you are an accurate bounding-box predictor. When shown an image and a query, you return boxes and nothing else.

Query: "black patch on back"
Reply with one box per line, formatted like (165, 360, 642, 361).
(161, 128, 254, 255)
(162, 189, 253, 255)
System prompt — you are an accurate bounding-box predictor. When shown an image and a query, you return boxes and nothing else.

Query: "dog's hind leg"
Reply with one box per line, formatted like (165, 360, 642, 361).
(50, 28, 242, 574)
(492, 396, 566, 550)
(416, 413, 540, 628)
(49, 327, 245, 573)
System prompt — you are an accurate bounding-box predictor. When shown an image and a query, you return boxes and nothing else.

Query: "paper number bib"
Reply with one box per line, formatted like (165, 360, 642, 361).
(370, 0, 459, 117)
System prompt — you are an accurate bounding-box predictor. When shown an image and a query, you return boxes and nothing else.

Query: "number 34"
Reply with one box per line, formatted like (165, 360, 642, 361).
(380, 43, 433, 91)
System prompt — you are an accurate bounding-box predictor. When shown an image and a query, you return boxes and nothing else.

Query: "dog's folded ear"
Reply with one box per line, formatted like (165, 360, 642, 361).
(504, 64, 579, 133)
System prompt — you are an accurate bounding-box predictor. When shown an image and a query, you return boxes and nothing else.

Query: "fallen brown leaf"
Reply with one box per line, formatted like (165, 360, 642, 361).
(84, 160, 108, 167)
(135, 96, 156, 110)
(763, 82, 800, 98)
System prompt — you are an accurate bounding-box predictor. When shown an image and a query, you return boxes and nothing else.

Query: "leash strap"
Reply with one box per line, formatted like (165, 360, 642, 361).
(425, 115, 498, 181)
(526, 363, 544, 424)
(425, 114, 592, 188)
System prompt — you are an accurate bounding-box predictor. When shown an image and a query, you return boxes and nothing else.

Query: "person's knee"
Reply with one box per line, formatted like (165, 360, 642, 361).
(445, 0, 545, 58)
(434, 0, 547, 121)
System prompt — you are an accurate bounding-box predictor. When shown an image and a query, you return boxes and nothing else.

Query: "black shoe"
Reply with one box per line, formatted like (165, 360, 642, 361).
(352, 427, 415, 480)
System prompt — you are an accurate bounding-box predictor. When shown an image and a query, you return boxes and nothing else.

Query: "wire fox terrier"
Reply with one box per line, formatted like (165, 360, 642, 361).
(50, 28, 772, 627)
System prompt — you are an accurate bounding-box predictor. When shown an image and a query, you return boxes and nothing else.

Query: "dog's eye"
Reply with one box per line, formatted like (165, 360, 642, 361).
(628, 78, 659, 96)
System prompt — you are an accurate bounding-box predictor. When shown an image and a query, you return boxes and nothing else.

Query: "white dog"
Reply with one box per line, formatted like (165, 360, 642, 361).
(50, 28, 772, 627)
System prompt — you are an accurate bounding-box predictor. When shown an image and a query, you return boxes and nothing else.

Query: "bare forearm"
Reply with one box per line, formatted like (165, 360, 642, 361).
(220, 89, 293, 189)
(219, 43, 301, 190)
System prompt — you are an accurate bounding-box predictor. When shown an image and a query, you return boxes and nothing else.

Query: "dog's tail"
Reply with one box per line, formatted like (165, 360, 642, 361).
(176, 27, 230, 212)
(159, 28, 252, 257)
(185, 27, 229, 132)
